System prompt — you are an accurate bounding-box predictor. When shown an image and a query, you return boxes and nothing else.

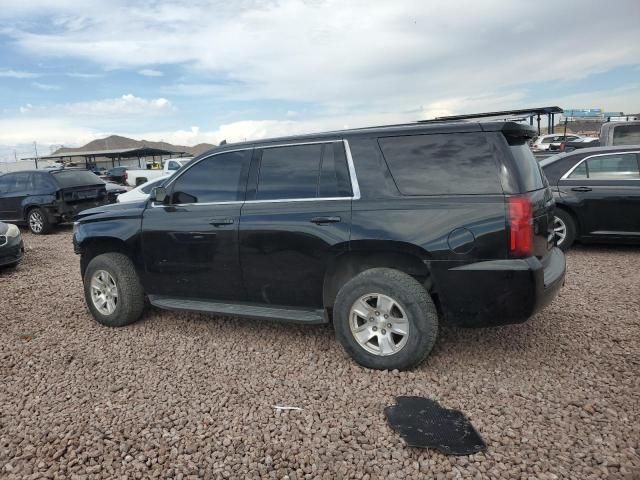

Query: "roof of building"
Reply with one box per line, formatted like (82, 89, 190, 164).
(36, 146, 186, 161)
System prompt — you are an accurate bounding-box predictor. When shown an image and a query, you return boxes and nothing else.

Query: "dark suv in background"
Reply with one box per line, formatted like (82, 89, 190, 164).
(0, 169, 108, 234)
(73, 121, 565, 370)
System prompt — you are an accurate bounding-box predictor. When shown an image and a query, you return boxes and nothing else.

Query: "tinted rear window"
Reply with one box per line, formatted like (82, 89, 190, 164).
(508, 141, 545, 192)
(612, 125, 640, 145)
(377, 133, 502, 195)
(51, 170, 104, 188)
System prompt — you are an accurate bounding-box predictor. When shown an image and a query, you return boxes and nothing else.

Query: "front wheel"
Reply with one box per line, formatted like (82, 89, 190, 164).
(83, 253, 145, 327)
(333, 268, 438, 371)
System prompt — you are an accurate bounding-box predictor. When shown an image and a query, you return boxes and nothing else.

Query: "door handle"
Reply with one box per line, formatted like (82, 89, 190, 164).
(310, 216, 341, 225)
(209, 218, 234, 226)
(571, 186, 592, 192)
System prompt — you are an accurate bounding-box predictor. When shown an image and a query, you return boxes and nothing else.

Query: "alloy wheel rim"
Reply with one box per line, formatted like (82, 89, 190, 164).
(29, 211, 43, 233)
(90, 270, 119, 315)
(349, 293, 410, 356)
(554, 216, 567, 245)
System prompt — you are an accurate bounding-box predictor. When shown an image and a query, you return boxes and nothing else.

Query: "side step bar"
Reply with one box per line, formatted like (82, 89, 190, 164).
(148, 295, 328, 324)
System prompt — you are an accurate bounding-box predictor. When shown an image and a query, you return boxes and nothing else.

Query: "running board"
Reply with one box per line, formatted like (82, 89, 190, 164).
(148, 295, 328, 324)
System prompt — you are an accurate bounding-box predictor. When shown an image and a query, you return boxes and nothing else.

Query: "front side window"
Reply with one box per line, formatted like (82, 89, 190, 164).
(170, 150, 250, 204)
(256, 144, 323, 200)
(568, 153, 640, 179)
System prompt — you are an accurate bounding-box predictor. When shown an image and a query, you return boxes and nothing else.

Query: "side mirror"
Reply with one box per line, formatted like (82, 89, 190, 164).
(151, 186, 168, 204)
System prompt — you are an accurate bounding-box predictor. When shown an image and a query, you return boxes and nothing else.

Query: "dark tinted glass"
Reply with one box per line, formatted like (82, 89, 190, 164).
(508, 142, 545, 192)
(0, 174, 17, 193)
(319, 143, 352, 197)
(140, 177, 166, 194)
(170, 150, 248, 204)
(378, 133, 502, 195)
(612, 125, 640, 145)
(51, 170, 103, 188)
(256, 144, 322, 200)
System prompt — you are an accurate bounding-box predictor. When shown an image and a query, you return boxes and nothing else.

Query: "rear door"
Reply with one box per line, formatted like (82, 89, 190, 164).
(239, 141, 353, 308)
(558, 151, 640, 236)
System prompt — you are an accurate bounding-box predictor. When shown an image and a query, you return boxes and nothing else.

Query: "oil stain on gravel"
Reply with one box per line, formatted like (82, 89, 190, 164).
(0, 231, 639, 479)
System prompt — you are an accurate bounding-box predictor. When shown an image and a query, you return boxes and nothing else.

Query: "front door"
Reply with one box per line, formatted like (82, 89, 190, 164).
(141, 149, 252, 300)
(240, 141, 353, 308)
(558, 151, 640, 236)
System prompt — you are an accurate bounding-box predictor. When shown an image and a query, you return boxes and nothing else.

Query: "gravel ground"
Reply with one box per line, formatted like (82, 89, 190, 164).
(1, 227, 639, 480)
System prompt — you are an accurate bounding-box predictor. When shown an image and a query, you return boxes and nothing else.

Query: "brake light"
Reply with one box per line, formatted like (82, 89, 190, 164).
(559, 142, 566, 152)
(508, 196, 533, 257)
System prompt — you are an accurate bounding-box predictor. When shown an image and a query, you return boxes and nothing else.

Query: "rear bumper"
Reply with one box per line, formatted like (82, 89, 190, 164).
(0, 238, 24, 267)
(45, 200, 109, 223)
(434, 247, 566, 327)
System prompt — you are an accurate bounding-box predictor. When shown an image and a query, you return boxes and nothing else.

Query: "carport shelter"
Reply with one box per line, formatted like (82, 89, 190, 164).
(37, 147, 187, 169)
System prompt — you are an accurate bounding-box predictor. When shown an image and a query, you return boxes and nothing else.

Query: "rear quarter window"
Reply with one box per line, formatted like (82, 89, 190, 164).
(377, 133, 502, 195)
(51, 170, 104, 188)
(507, 141, 545, 192)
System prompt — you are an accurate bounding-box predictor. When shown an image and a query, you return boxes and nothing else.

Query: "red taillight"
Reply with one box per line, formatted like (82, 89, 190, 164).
(508, 196, 533, 257)
(559, 142, 566, 152)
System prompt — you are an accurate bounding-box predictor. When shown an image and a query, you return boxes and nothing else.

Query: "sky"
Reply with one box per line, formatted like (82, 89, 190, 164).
(0, 0, 639, 161)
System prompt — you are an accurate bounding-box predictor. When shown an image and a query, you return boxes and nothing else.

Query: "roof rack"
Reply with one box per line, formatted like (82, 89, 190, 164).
(418, 106, 563, 135)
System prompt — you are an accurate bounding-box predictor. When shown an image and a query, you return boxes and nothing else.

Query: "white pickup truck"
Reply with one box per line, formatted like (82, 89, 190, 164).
(126, 158, 192, 187)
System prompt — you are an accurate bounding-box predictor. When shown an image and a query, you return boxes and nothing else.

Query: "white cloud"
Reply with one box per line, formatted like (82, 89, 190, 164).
(66, 72, 103, 78)
(138, 69, 163, 77)
(19, 104, 33, 114)
(0, 69, 39, 78)
(31, 81, 60, 90)
(3, 0, 639, 114)
(62, 94, 173, 116)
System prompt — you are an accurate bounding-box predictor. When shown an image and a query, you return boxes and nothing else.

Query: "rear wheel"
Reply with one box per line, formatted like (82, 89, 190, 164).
(553, 209, 576, 251)
(333, 268, 438, 371)
(27, 207, 52, 235)
(83, 253, 145, 327)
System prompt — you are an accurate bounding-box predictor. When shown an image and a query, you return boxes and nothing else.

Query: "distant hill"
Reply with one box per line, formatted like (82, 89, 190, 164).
(53, 135, 216, 157)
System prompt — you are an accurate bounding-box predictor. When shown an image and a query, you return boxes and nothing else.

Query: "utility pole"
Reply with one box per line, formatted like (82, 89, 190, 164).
(34, 141, 39, 169)
(14, 150, 18, 162)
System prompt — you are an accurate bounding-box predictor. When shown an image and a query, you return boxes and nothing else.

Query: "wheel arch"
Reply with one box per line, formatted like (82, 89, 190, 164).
(79, 236, 131, 277)
(323, 241, 432, 310)
(554, 203, 581, 238)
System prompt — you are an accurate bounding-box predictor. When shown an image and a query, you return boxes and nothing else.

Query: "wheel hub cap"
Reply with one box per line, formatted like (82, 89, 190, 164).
(90, 270, 118, 315)
(554, 216, 567, 245)
(29, 212, 43, 233)
(349, 293, 409, 356)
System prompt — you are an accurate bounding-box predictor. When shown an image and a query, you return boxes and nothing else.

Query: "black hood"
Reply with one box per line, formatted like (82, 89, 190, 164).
(75, 200, 147, 223)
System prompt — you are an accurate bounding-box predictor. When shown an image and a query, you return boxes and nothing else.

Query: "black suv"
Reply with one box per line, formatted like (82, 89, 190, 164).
(73, 122, 565, 370)
(0, 169, 108, 234)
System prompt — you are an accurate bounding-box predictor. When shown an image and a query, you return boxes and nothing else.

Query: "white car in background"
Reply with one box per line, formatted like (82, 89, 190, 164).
(531, 134, 582, 151)
(125, 158, 191, 187)
(117, 175, 170, 203)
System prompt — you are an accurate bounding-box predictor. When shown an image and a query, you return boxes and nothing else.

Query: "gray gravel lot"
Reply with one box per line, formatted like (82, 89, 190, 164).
(1, 227, 639, 479)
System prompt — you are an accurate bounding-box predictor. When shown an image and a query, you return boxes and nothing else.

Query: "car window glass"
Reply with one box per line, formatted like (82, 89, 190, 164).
(378, 133, 502, 195)
(568, 153, 640, 179)
(167, 161, 180, 171)
(0, 174, 14, 193)
(612, 125, 640, 146)
(587, 153, 640, 179)
(170, 150, 249, 204)
(318, 143, 353, 197)
(256, 144, 323, 200)
(140, 178, 165, 194)
(568, 162, 588, 179)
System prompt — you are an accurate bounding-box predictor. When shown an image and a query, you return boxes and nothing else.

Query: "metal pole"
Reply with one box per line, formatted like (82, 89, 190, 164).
(536, 114, 541, 135)
(33, 141, 39, 169)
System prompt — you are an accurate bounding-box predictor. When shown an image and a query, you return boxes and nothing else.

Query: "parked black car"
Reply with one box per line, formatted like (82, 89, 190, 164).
(104, 182, 128, 203)
(0, 221, 24, 268)
(74, 121, 566, 370)
(540, 146, 640, 250)
(105, 166, 128, 184)
(0, 169, 109, 234)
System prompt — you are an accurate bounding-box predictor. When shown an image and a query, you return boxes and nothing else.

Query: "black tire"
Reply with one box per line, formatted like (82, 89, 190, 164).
(83, 253, 145, 327)
(554, 209, 576, 251)
(333, 268, 438, 371)
(27, 207, 52, 235)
